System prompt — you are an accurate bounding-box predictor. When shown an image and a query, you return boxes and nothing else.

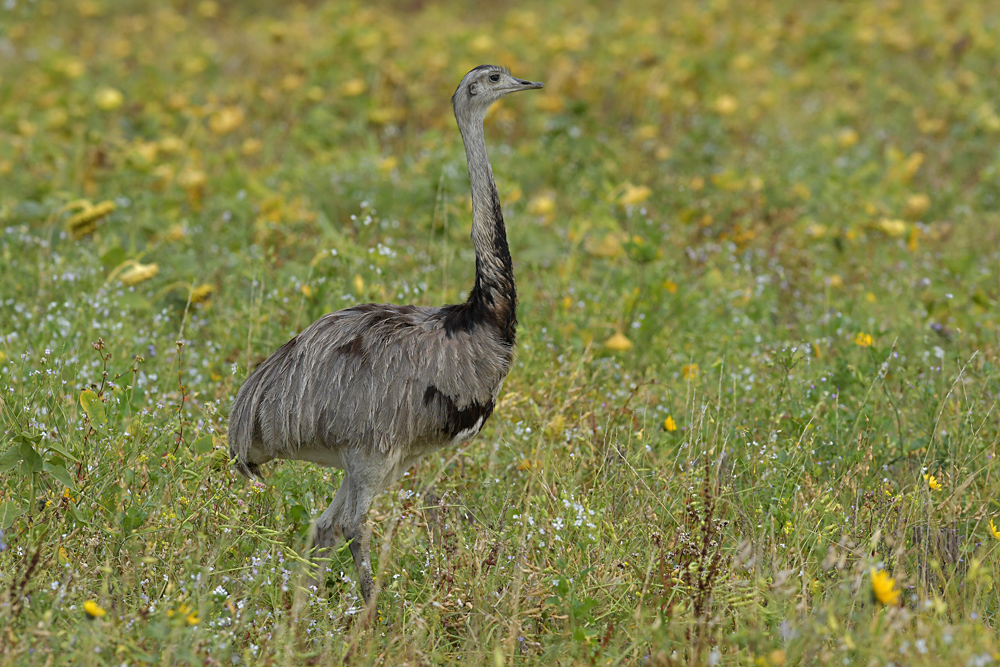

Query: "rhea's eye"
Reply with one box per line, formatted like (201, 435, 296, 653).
(489, 73, 500, 82)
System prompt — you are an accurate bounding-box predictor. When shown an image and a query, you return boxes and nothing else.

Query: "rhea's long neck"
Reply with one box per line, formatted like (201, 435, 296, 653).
(457, 115, 517, 344)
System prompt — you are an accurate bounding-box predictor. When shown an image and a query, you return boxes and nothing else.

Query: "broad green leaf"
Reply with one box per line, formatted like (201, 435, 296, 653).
(46, 442, 80, 463)
(49, 464, 77, 492)
(100, 245, 127, 271)
(18, 441, 43, 474)
(0, 447, 20, 473)
(69, 502, 91, 525)
(192, 435, 214, 454)
(80, 389, 107, 424)
(121, 506, 148, 536)
(0, 501, 24, 530)
(17, 432, 42, 445)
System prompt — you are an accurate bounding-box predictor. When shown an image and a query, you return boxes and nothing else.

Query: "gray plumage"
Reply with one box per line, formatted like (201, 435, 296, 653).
(228, 65, 543, 607)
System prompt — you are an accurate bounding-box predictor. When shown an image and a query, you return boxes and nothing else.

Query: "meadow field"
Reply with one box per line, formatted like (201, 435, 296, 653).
(2, 0, 1000, 664)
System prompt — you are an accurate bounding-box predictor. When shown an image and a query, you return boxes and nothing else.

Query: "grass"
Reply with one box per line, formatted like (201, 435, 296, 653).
(1, 0, 1000, 664)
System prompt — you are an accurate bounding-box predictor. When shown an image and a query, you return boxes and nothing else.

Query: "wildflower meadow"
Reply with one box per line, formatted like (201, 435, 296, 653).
(1, 0, 1000, 665)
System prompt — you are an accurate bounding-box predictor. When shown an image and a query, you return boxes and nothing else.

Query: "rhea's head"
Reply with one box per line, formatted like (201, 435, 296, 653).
(452, 65, 543, 124)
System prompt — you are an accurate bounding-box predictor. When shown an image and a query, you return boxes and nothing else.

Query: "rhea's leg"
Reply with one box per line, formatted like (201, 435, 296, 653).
(340, 477, 378, 607)
(343, 521, 375, 604)
(308, 472, 353, 584)
(339, 450, 405, 610)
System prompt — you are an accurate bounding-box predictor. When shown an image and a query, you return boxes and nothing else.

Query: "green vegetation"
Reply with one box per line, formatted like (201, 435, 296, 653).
(2, 0, 1000, 664)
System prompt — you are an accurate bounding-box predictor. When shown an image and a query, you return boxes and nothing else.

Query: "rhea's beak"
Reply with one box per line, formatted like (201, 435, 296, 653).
(515, 78, 545, 90)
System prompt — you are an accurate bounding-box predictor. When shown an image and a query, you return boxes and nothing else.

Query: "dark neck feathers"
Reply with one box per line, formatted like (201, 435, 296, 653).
(451, 113, 517, 345)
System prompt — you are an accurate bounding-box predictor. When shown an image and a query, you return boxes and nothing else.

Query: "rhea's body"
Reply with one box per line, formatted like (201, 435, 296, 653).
(231, 302, 512, 477)
(227, 65, 542, 608)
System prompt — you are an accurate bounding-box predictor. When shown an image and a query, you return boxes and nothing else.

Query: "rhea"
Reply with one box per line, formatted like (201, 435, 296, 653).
(229, 65, 543, 606)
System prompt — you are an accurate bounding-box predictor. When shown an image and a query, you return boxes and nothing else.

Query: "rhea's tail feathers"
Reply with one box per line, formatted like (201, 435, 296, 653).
(228, 375, 264, 481)
(232, 455, 263, 480)
(228, 426, 264, 480)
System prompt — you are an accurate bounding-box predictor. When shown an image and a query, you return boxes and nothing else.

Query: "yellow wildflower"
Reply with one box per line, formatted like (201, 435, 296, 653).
(168, 602, 193, 620)
(158, 136, 185, 153)
(988, 518, 1000, 541)
(528, 193, 556, 216)
(45, 108, 69, 130)
(94, 87, 124, 111)
(84, 600, 106, 618)
(905, 193, 930, 218)
(635, 124, 658, 141)
(682, 363, 699, 380)
(57, 57, 86, 79)
(791, 183, 811, 201)
(604, 332, 633, 352)
(905, 152, 926, 178)
(209, 106, 244, 134)
(377, 155, 398, 173)
(854, 332, 873, 347)
(177, 167, 207, 192)
(77, 1, 103, 18)
(914, 110, 946, 135)
(619, 183, 652, 206)
(165, 225, 185, 242)
(181, 55, 207, 75)
(663, 415, 677, 432)
(120, 262, 159, 286)
(516, 458, 541, 471)
(837, 128, 859, 148)
(923, 473, 941, 491)
(806, 222, 828, 239)
(870, 568, 900, 606)
(732, 53, 754, 70)
(66, 201, 115, 239)
(713, 94, 738, 115)
(154, 165, 176, 187)
(877, 218, 908, 237)
(189, 284, 214, 304)
(469, 34, 494, 53)
(197, 0, 219, 18)
(584, 233, 624, 259)
(242, 138, 263, 156)
(663, 280, 677, 294)
(281, 74, 304, 91)
(186, 611, 200, 625)
(178, 167, 208, 207)
(340, 78, 367, 97)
